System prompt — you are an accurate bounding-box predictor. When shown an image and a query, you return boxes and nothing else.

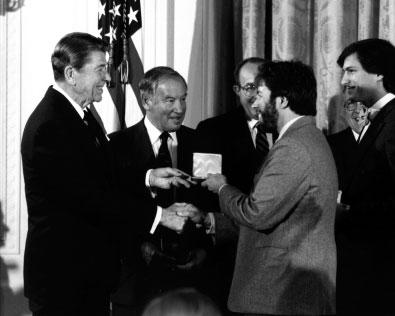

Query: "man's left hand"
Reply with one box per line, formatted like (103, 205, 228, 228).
(201, 173, 227, 194)
(175, 248, 208, 271)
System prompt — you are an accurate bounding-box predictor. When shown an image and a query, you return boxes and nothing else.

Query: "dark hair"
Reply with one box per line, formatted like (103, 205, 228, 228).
(256, 60, 317, 116)
(337, 38, 395, 93)
(142, 288, 221, 316)
(51, 32, 109, 81)
(234, 57, 266, 85)
(139, 66, 187, 101)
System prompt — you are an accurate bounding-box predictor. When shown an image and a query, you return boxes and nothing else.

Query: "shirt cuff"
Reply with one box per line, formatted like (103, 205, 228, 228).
(145, 169, 157, 198)
(218, 183, 229, 194)
(206, 212, 216, 235)
(150, 206, 162, 234)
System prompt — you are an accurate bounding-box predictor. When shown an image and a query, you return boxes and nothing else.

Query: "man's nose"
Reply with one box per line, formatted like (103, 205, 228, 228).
(105, 71, 111, 82)
(341, 73, 348, 85)
(174, 100, 184, 112)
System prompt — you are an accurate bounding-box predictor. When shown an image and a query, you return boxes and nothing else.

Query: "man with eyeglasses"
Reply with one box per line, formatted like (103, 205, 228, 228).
(328, 100, 369, 184)
(194, 57, 274, 315)
(196, 57, 275, 199)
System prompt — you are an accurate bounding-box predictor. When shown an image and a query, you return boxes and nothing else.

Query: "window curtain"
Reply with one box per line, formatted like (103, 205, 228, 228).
(235, 0, 395, 134)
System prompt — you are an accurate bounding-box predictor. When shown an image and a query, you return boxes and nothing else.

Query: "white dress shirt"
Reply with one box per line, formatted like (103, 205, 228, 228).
(144, 116, 179, 233)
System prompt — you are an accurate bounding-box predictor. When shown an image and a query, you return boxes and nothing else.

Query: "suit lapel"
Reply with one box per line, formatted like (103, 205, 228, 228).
(231, 107, 256, 153)
(343, 99, 395, 191)
(134, 119, 157, 167)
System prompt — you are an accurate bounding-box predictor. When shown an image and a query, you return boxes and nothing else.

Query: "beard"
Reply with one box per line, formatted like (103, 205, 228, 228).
(260, 99, 278, 133)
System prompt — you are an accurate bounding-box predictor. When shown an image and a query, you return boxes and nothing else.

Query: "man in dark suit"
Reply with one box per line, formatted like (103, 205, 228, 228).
(196, 57, 275, 195)
(110, 66, 211, 316)
(194, 58, 276, 314)
(182, 60, 338, 315)
(335, 38, 395, 315)
(21, 33, 191, 316)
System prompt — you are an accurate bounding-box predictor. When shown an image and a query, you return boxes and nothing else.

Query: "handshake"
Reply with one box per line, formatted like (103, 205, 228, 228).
(149, 167, 228, 233)
(160, 202, 210, 234)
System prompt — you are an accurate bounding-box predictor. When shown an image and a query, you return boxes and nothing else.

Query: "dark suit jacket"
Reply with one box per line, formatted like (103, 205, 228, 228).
(196, 106, 263, 196)
(21, 86, 157, 310)
(327, 127, 359, 191)
(109, 119, 210, 304)
(219, 116, 337, 315)
(335, 98, 395, 313)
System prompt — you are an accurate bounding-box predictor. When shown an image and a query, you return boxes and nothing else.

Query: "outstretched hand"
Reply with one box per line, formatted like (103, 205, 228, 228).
(150, 167, 196, 189)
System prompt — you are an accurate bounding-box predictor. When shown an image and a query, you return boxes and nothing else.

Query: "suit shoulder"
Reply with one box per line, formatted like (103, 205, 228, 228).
(327, 128, 351, 145)
(109, 121, 142, 141)
(180, 125, 195, 134)
(197, 109, 241, 132)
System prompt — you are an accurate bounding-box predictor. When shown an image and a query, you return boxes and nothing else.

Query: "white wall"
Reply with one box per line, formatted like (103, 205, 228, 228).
(0, 1, 213, 314)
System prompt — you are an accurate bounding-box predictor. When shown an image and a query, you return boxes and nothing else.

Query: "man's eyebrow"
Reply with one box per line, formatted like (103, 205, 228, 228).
(343, 66, 356, 70)
(95, 63, 107, 69)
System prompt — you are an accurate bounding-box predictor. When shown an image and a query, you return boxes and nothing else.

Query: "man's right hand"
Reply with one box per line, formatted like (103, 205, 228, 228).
(150, 167, 195, 189)
(160, 202, 191, 233)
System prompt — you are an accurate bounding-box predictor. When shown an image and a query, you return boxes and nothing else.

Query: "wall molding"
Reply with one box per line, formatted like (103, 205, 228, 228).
(0, 6, 22, 255)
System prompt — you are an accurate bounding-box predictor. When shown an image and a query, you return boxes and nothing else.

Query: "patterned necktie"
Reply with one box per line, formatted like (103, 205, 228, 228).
(255, 123, 269, 160)
(156, 132, 173, 207)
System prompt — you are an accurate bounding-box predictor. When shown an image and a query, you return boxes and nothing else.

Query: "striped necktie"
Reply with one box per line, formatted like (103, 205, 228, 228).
(255, 123, 269, 160)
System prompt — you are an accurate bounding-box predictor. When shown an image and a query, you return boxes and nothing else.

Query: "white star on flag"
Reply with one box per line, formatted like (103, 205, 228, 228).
(105, 26, 117, 41)
(96, 27, 103, 38)
(110, 4, 121, 18)
(128, 7, 139, 24)
(98, 2, 106, 19)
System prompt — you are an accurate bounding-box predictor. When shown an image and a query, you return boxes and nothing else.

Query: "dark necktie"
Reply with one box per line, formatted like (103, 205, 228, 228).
(156, 132, 173, 207)
(255, 123, 270, 160)
(157, 132, 172, 168)
(83, 108, 107, 148)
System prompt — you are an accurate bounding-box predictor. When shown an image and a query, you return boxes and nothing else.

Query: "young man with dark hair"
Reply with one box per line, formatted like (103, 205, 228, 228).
(182, 60, 338, 315)
(335, 38, 395, 316)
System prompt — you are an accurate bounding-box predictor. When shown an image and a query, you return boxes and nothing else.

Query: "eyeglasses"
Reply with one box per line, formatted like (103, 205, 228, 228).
(238, 83, 258, 97)
(344, 101, 367, 112)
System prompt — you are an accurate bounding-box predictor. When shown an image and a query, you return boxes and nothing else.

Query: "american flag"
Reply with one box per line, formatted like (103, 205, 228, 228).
(96, 0, 144, 133)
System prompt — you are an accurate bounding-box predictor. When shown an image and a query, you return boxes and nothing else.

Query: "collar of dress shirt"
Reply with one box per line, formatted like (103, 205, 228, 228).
(248, 119, 259, 131)
(351, 121, 370, 141)
(144, 116, 178, 147)
(53, 83, 85, 119)
(277, 116, 304, 141)
(370, 93, 395, 112)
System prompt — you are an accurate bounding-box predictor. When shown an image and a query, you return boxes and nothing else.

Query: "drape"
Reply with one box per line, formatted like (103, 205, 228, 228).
(238, 0, 395, 134)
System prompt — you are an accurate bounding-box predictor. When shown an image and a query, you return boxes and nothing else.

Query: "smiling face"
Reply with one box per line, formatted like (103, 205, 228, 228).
(345, 101, 369, 134)
(253, 83, 279, 132)
(341, 53, 382, 107)
(144, 78, 187, 132)
(73, 50, 110, 107)
(234, 62, 260, 120)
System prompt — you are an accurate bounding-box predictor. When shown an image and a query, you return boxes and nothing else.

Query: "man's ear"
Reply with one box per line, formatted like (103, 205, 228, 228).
(142, 95, 152, 111)
(376, 74, 384, 82)
(233, 85, 240, 96)
(64, 66, 75, 85)
(279, 96, 289, 109)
